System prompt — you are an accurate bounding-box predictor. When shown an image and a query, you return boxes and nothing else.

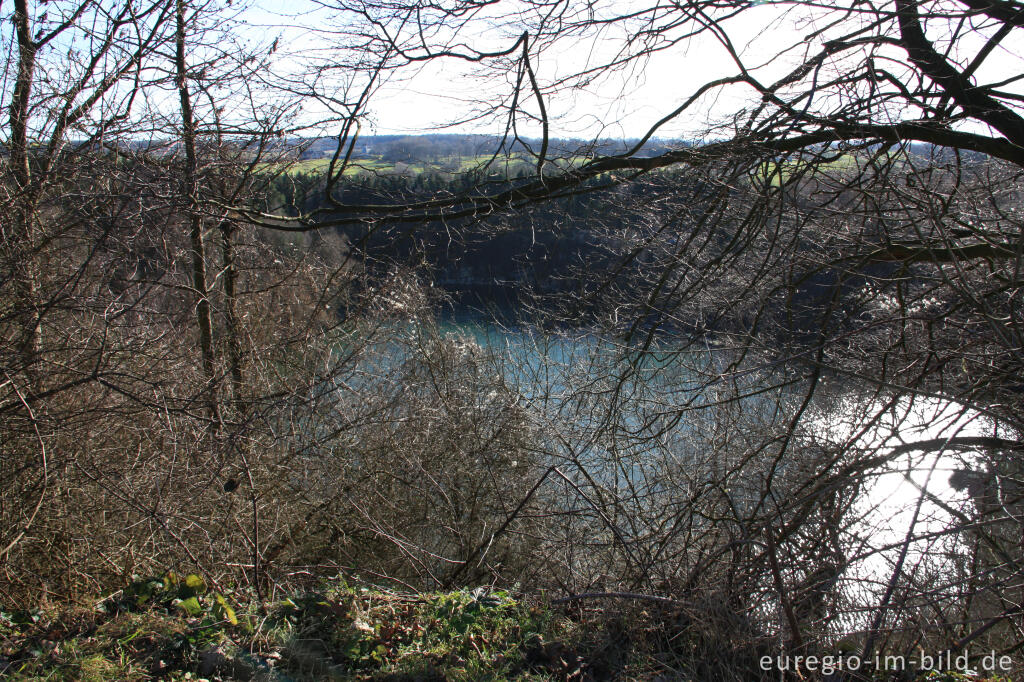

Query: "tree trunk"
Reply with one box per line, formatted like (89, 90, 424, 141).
(175, 0, 219, 429)
(9, 0, 41, 375)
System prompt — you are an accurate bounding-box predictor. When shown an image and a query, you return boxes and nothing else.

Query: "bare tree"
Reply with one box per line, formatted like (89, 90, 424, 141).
(1, 0, 368, 602)
(264, 0, 1024, 672)
(3, 0, 1023, 676)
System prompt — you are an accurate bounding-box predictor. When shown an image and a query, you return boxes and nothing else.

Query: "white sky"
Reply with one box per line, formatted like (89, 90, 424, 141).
(246, 0, 1021, 141)
(4, 0, 1021, 142)
(239, 0, 813, 139)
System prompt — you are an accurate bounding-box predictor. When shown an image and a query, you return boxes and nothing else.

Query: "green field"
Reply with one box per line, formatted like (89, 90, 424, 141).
(277, 153, 590, 178)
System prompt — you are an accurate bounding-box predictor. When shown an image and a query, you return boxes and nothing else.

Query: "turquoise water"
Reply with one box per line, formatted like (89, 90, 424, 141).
(336, 311, 988, 608)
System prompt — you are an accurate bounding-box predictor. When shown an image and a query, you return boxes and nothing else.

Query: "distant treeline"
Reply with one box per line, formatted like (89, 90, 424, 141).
(294, 133, 681, 163)
(266, 162, 678, 313)
(263, 137, 978, 326)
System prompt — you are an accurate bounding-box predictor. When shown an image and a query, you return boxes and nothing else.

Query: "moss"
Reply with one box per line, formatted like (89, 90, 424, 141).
(11, 578, 1010, 681)
(75, 654, 123, 681)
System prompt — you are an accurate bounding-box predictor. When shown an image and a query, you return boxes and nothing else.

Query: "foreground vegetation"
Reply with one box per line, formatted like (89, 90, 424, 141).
(0, 576, 739, 680)
(2, 575, 1016, 681)
(3, 577, 566, 680)
(5, 0, 1024, 677)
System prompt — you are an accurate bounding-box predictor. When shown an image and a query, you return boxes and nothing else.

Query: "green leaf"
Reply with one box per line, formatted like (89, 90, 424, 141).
(181, 574, 207, 597)
(213, 593, 238, 625)
(128, 579, 163, 607)
(175, 596, 202, 616)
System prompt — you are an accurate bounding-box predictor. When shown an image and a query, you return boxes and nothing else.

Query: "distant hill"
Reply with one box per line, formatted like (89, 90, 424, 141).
(294, 133, 682, 162)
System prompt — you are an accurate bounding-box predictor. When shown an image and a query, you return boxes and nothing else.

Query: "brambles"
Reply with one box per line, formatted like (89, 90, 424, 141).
(3, 0, 1024, 676)
(2, 577, 578, 680)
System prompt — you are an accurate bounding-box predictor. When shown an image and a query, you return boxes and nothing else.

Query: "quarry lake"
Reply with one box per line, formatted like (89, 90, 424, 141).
(422, 311, 999, 627)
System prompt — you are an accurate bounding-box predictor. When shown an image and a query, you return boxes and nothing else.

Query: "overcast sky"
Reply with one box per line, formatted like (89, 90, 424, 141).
(4, 0, 1021, 142)
(242, 0, 810, 139)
